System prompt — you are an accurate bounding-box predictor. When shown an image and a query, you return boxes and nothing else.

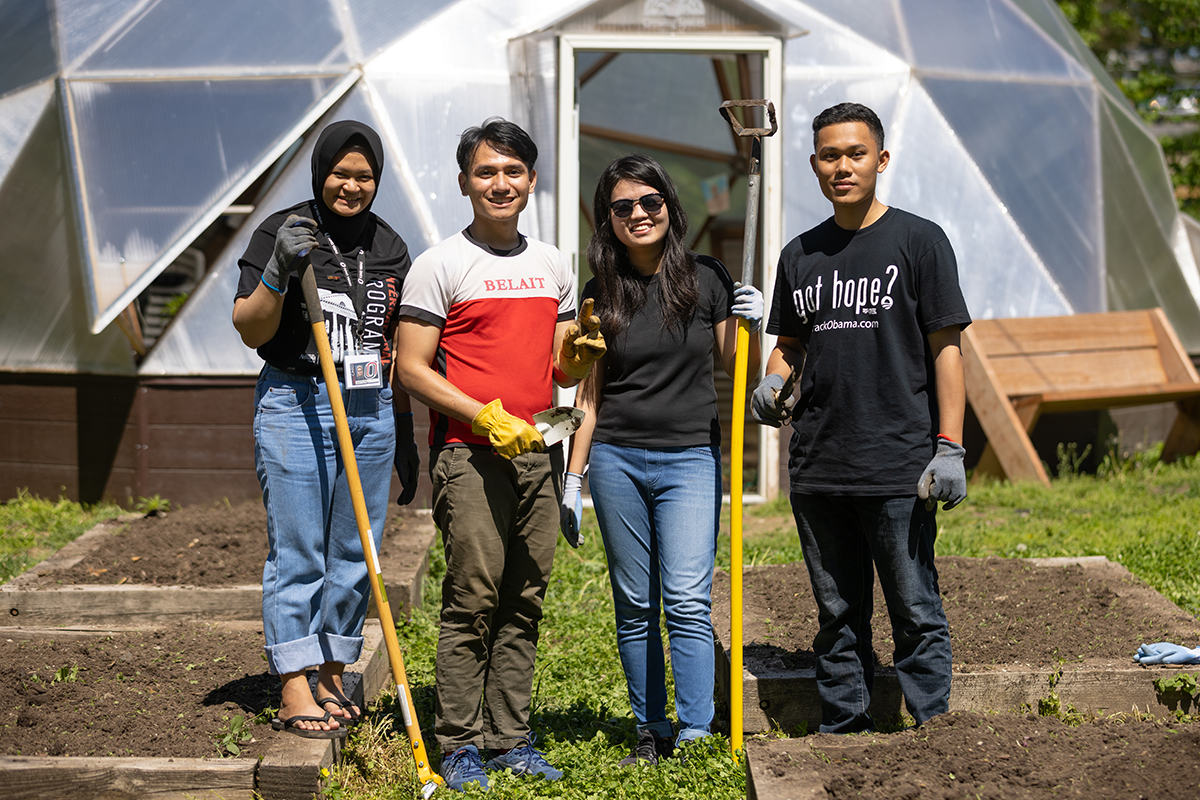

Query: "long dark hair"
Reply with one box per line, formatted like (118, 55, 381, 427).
(586, 154, 698, 339)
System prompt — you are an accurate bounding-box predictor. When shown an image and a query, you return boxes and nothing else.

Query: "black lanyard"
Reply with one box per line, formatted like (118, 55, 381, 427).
(310, 202, 368, 348)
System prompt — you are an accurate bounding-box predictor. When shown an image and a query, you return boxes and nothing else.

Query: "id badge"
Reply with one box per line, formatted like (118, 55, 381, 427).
(343, 352, 384, 390)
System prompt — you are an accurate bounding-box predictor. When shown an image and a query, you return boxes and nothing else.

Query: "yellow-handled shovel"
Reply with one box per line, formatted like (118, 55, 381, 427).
(718, 99, 777, 758)
(298, 259, 443, 798)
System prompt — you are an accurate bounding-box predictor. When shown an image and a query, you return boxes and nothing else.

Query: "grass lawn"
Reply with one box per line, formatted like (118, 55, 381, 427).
(4, 449, 1199, 798)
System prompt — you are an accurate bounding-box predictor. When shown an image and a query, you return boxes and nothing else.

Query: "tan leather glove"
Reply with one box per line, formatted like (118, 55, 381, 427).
(471, 399, 545, 459)
(559, 298, 607, 380)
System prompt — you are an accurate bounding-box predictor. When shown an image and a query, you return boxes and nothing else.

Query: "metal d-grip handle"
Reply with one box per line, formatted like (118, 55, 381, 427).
(719, 99, 778, 138)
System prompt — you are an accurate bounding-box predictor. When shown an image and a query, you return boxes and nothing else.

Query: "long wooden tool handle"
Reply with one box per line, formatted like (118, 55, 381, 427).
(299, 262, 443, 791)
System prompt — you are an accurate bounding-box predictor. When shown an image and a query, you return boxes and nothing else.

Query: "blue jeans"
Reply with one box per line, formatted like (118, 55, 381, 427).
(254, 366, 395, 675)
(791, 493, 952, 732)
(589, 442, 721, 744)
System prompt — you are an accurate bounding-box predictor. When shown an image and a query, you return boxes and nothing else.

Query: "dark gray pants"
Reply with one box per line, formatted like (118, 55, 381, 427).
(431, 445, 563, 752)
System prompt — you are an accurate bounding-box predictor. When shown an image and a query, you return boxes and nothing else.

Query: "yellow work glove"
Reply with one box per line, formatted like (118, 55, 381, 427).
(471, 399, 545, 459)
(559, 298, 607, 380)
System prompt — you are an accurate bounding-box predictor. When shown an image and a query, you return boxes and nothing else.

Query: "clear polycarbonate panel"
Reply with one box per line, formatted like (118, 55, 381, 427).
(1099, 103, 1200, 351)
(366, 0, 525, 242)
(554, 0, 786, 34)
(69, 76, 338, 324)
(1007, 0, 1078, 53)
(784, 8, 912, 72)
(780, 72, 906, 215)
(145, 86, 431, 375)
(0, 99, 135, 373)
(346, 0, 452, 63)
(1172, 215, 1200, 308)
(884, 87, 1071, 319)
(0, 0, 57, 98)
(141, 153, 313, 377)
(56, 0, 142, 72)
(511, 34, 560, 246)
(580, 52, 737, 158)
(796, 0, 907, 61)
(901, 0, 1090, 81)
(921, 76, 1101, 313)
(71, 0, 351, 75)
(1104, 96, 1178, 237)
(0, 81, 54, 183)
(329, 86, 429, 255)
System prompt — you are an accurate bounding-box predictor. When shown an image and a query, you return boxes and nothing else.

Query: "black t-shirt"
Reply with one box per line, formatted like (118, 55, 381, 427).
(235, 202, 410, 374)
(585, 254, 735, 449)
(766, 207, 971, 495)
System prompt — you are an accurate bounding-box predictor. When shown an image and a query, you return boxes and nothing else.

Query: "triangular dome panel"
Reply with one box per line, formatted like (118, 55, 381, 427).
(347, 0, 451, 63)
(902, 0, 1089, 80)
(0, 0, 57, 98)
(68, 75, 344, 328)
(1101, 101, 1200, 348)
(922, 76, 1101, 313)
(797, 0, 906, 62)
(0, 81, 55, 183)
(72, 0, 351, 75)
(885, 85, 1071, 319)
(0, 98, 134, 373)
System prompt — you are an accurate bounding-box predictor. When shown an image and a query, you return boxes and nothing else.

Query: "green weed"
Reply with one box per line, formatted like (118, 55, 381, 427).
(215, 714, 253, 757)
(134, 495, 172, 516)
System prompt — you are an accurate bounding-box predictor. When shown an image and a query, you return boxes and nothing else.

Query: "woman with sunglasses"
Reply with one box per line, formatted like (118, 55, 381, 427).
(565, 153, 762, 764)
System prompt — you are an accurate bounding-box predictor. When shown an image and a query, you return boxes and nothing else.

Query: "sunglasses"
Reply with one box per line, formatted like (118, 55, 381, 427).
(610, 193, 665, 218)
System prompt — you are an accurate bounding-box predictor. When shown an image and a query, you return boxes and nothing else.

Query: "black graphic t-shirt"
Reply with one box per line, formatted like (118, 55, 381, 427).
(235, 203, 410, 374)
(766, 207, 971, 495)
(584, 254, 735, 449)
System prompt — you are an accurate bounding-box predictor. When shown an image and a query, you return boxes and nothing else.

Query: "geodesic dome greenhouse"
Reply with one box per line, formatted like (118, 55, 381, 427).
(2, 0, 1199, 380)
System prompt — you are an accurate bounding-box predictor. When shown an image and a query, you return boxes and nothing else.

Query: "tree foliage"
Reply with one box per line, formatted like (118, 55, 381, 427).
(1057, 1, 1200, 217)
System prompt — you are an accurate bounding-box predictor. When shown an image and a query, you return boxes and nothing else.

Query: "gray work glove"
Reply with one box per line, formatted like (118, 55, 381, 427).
(394, 411, 421, 506)
(751, 373, 795, 428)
(1134, 642, 1200, 665)
(917, 437, 967, 510)
(263, 214, 318, 293)
(731, 282, 764, 333)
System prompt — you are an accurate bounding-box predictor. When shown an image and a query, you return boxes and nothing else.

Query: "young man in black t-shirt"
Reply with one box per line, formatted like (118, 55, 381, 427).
(753, 102, 971, 733)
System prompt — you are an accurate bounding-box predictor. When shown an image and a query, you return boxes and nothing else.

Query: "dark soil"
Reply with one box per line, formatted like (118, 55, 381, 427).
(716, 557, 1200, 670)
(749, 709, 1200, 799)
(1, 622, 274, 759)
(25, 499, 427, 588)
(5, 502, 1200, 800)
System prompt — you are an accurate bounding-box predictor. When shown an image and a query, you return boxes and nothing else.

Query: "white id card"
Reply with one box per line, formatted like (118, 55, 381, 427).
(343, 352, 384, 389)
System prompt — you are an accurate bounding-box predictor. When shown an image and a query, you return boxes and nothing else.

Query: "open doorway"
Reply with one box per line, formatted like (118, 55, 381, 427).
(557, 34, 783, 500)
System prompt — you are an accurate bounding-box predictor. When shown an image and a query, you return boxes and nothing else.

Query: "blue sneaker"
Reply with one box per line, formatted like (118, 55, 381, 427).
(487, 737, 563, 781)
(441, 745, 490, 792)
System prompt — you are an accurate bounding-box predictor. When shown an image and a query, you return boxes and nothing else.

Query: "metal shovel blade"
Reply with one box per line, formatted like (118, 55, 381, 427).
(533, 406, 585, 446)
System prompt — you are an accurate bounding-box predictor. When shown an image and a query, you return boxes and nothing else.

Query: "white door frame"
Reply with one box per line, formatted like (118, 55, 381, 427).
(557, 33, 784, 503)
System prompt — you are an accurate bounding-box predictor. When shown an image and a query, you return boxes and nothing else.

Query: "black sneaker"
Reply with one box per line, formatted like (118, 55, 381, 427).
(618, 729, 674, 766)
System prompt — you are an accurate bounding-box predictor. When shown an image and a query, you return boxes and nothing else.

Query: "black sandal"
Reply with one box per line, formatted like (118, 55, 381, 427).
(317, 696, 363, 727)
(270, 709, 348, 739)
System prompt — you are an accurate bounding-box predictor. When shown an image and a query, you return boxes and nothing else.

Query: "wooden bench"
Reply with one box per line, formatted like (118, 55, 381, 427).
(963, 308, 1200, 486)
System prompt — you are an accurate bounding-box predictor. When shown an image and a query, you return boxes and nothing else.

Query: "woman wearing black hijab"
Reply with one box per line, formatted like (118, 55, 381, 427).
(233, 120, 417, 738)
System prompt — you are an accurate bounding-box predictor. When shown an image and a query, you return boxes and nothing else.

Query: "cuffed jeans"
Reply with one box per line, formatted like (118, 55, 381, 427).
(589, 442, 721, 744)
(791, 493, 952, 733)
(254, 365, 394, 676)
(431, 445, 563, 752)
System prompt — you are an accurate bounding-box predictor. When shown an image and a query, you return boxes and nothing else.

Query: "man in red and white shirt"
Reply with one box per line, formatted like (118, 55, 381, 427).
(395, 118, 603, 791)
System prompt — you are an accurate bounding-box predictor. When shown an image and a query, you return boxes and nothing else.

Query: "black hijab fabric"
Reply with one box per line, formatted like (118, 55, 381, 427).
(309, 120, 385, 251)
